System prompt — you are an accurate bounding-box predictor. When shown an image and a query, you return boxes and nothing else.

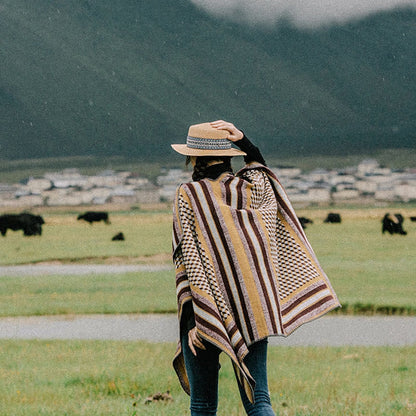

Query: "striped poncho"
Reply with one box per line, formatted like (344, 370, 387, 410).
(172, 163, 340, 402)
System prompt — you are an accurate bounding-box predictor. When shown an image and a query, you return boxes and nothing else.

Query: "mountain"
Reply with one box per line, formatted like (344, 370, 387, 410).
(1, 0, 415, 161)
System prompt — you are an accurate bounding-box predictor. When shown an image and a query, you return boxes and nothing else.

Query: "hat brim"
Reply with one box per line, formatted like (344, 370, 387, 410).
(171, 144, 246, 157)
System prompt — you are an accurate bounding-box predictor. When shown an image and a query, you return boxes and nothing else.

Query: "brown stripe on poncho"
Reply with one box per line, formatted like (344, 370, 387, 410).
(172, 163, 340, 403)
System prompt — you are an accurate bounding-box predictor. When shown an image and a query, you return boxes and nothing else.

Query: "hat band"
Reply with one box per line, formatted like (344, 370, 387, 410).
(186, 136, 231, 150)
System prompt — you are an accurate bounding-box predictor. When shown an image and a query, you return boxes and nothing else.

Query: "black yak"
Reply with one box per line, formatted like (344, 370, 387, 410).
(112, 232, 125, 241)
(382, 213, 407, 235)
(0, 213, 45, 236)
(324, 213, 342, 223)
(298, 216, 313, 229)
(77, 211, 110, 224)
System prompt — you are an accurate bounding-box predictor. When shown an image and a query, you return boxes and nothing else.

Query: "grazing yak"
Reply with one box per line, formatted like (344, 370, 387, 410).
(112, 232, 125, 241)
(324, 213, 342, 223)
(0, 213, 45, 236)
(77, 211, 110, 224)
(382, 213, 407, 235)
(298, 217, 313, 229)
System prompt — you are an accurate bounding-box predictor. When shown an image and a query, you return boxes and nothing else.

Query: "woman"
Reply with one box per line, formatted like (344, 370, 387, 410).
(171, 120, 340, 415)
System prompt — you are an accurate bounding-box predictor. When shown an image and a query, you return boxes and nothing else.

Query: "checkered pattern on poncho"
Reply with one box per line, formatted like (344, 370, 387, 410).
(172, 163, 340, 403)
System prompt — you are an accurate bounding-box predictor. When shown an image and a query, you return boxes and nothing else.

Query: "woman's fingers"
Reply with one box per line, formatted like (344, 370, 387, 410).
(210, 120, 243, 141)
(210, 120, 233, 131)
(188, 337, 197, 356)
(188, 328, 198, 356)
(193, 336, 206, 351)
(191, 328, 206, 349)
(188, 327, 206, 356)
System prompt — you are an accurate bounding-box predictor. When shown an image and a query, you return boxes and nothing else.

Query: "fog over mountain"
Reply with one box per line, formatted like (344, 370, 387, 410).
(191, 0, 416, 27)
(1, 0, 415, 161)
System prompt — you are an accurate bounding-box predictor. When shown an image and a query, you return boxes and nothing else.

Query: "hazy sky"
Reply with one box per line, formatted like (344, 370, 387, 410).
(190, 0, 416, 28)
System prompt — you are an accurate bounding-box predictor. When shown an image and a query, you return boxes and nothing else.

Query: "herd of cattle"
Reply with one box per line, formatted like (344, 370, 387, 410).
(299, 211, 413, 235)
(0, 210, 414, 238)
(0, 211, 123, 240)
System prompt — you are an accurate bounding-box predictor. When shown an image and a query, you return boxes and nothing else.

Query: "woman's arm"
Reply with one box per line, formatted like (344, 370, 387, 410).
(181, 301, 195, 334)
(234, 134, 266, 166)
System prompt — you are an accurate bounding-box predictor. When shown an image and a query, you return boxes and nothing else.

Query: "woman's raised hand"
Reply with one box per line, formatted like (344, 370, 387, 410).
(210, 120, 244, 142)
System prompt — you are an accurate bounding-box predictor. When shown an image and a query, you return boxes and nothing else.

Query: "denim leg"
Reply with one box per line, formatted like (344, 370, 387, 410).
(237, 339, 276, 416)
(181, 331, 221, 416)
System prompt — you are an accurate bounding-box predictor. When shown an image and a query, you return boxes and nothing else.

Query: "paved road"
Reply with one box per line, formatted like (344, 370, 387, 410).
(0, 314, 415, 346)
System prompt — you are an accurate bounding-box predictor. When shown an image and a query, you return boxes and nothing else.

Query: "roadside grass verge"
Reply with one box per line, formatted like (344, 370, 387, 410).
(0, 340, 414, 415)
(0, 265, 415, 316)
(0, 271, 176, 316)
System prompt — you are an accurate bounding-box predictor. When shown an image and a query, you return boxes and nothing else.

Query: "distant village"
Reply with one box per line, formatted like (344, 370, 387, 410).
(0, 159, 415, 209)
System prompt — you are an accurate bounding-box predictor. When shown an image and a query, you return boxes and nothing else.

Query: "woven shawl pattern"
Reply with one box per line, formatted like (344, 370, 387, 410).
(172, 164, 340, 402)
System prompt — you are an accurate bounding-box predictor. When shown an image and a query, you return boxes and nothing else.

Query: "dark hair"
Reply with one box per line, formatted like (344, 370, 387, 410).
(187, 156, 233, 181)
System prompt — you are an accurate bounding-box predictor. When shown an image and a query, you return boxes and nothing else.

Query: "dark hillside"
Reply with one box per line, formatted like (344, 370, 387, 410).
(1, 0, 415, 161)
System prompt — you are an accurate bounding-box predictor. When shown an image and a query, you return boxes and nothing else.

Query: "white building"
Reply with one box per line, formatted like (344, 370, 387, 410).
(357, 159, 379, 176)
(272, 166, 302, 178)
(355, 179, 378, 194)
(395, 182, 416, 202)
(44, 169, 88, 188)
(332, 188, 360, 200)
(25, 178, 52, 193)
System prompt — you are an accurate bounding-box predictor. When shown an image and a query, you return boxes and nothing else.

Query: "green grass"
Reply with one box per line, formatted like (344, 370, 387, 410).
(302, 211, 416, 315)
(0, 340, 414, 415)
(0, 208, 415, 316)
(0, 271, 176, 317)
(0, 212, 172, 265)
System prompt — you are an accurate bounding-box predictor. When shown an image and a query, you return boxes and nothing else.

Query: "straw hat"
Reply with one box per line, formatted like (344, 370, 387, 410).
(171, 123, 246, 157)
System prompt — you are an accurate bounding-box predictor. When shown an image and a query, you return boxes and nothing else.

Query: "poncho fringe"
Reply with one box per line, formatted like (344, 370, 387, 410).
(172, 163, 340, 403)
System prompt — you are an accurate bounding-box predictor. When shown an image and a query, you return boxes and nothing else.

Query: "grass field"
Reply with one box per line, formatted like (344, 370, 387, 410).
(0, 271, 176, 316)
(0, 211, 172, 265)
(0, 340, 414, 415)
(0, 207, 415, 316)
(301, 208, 416, 315)
(0, 208, 414, 416)
(0, 262, 414, 316)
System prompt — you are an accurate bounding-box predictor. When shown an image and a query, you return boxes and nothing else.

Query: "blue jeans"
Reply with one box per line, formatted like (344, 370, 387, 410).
(181, 332, 276, 416)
